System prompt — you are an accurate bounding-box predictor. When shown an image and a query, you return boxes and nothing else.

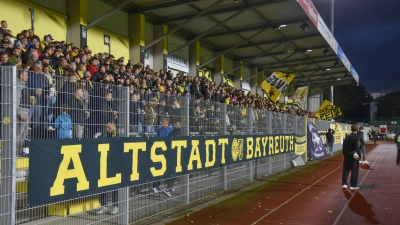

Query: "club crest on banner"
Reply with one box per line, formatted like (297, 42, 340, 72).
(231, 138, 244, 161)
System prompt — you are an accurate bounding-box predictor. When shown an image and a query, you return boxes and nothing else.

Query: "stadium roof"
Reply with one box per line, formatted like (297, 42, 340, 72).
(98, 0, 360, 94)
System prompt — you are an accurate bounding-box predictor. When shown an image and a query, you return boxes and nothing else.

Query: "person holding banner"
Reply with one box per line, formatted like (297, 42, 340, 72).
(342, 125, 361, 190)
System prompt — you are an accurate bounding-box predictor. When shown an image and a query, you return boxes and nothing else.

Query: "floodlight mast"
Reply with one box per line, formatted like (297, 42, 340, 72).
(330, 0, 335, 104)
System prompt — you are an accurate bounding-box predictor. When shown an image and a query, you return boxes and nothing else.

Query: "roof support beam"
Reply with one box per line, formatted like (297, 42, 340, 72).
(198, 26, 269, 68)
(235, 44, 329, 61)
(142, 0, 224, 51)
(250, 55, 338, 68)
(224, 33, 320, 50)
(137, 0, 202, 12)
(223, 43, 283, 76)
(168, 9, 247, 56)
(85, 0, 132, 31)
(157, 0, 292, 24)
(294, 71, 349, 83)
(204, 17, 308, 38)
(242, 52, 301, 82)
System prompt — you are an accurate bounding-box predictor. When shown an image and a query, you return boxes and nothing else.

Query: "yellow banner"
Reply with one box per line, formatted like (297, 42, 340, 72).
(295, 135, 307, 155)
(293, 86, 309, 104)
(315, 100, 342, 120)
(261, 71, 295, 102)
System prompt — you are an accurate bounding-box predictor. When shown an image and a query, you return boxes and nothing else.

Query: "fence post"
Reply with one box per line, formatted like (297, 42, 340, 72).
(282, 113, 287, 134)
(118, 86, 130, 225)
(220, 103, 227, 190)
(181, 96, 190, 204)
(0, 66, 17, 225)
(304, 117, 308, 162)
(246, 107, 253, 181)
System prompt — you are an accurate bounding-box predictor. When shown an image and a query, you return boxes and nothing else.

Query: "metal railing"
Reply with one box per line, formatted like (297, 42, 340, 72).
(0, 66, 326, 225)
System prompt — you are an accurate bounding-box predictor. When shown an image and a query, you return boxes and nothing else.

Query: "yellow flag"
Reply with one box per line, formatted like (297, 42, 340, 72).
(261, 71, 295, 102)
(315, 100, 342, 120)
(293, 86, 309, 104)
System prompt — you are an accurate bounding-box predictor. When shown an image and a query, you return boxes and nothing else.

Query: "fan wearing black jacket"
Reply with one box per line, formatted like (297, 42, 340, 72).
(341, 125, 361, 190)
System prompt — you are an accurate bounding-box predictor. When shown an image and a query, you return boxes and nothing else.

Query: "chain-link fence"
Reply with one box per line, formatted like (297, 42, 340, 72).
(1, 66, 313, 225)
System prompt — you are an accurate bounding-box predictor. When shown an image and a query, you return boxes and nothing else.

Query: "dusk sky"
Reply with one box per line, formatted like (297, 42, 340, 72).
(311, 0, 400, 94)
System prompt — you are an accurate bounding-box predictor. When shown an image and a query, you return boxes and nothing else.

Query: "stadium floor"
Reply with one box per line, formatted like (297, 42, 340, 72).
(161, 141, 400, 225)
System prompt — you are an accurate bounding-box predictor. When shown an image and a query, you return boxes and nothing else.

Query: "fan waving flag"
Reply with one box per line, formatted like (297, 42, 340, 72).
(261, 71, 295, 102)
(315, 100, 342, 120)
(293, 86, 309, 104)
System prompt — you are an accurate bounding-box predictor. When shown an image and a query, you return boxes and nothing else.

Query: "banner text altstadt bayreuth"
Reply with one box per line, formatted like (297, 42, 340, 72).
(28, 134, 306, 206)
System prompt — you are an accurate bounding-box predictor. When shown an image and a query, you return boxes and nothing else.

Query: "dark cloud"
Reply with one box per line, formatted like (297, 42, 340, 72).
(312, 0, 400, 92)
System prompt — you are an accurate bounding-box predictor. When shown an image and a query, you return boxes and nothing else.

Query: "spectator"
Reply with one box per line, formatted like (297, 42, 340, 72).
(144, 99, 157, 133)
(357, 127, 368, 164)
(326, 128, 335, 156)
(0, 39, 12, 54)
(7, 47, 22, 67)
(54, 105, 72, 139)
(101, 91, 118, 124)
(96, 121, 119, 215)
(16, 70, 30, 155)
(152, 117, 173, 194)
(129, 93, 143, 133)
(0, 51, 11, 66)
(161, 121, 182, 197)
(167, 98, 181, 125)
(69, 88, 87, 138)
(39, 34, 53, 51)
(0, 20, 8, 34)
(42, 64, 57, 130)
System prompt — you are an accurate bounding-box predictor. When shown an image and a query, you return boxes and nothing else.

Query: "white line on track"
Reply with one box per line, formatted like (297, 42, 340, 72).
(251, 145, 376, 225)
(332, 145, 384, 225)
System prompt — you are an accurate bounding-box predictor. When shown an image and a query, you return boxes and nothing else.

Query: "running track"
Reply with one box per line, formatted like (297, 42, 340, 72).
(164, 141, 400, 225)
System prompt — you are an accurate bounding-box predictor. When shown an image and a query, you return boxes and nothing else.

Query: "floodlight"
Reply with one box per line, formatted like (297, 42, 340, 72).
(323, 48, 329, 56)
(300, 22, 309, 32)
(274, 24, 287, 30)
(334, 61, 339, 67)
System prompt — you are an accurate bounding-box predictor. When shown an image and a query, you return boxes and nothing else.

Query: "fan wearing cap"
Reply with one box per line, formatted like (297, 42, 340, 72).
(40, 34, 53, 51)
(0, 38, 12, 54)
(2, 32, 12, 43)
(82, 71, 94, 90)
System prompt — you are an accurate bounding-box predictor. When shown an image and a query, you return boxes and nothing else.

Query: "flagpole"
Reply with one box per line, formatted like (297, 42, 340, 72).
(330, 0, 334, 105)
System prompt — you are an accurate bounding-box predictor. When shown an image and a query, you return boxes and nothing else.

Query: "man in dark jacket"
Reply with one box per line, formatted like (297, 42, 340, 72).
(129, 93, 143, 133)
(69, 88, 87, 138)
(326, 128, 335, 155)
(357, 127, 368, 164)
(342, 125, 361, 190)
(395, 130, 400, 166)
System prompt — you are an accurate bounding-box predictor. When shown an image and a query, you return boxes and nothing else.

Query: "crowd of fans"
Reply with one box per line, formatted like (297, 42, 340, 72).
(0, 20, 314, 154)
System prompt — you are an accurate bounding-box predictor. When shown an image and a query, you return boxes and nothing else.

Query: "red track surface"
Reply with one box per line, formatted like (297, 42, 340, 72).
(166, 141, 400, 225)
